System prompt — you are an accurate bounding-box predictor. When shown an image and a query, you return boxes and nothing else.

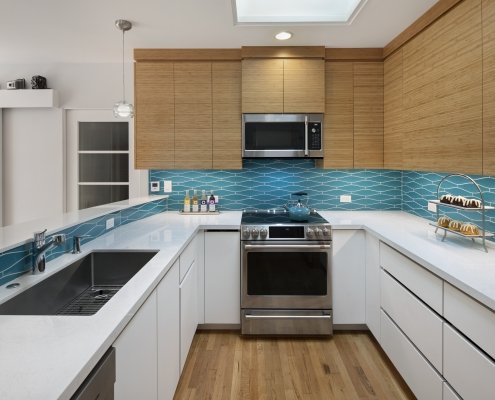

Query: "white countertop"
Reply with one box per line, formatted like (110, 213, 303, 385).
(1, 209, 495, 399)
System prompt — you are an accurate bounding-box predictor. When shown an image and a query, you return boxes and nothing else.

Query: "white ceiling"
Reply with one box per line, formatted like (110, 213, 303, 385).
(0, 0, 438, 64)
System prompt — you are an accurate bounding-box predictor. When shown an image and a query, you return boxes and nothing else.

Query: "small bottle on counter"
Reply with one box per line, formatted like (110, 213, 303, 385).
(192, 190, 199, 212)
(200, 190, 208, 212)
(183, 190, 190, 213)
(208, 191, 216, 212)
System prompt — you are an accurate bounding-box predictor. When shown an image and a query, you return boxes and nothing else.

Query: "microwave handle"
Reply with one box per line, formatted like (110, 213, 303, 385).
(304, 115, 309, 156)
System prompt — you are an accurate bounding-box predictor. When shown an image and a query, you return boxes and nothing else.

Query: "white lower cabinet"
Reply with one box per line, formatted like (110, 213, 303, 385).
(381, 269, 443, 372)
(204, 231, 240, 324)
(443, 383, 461, 400)
(332, 230, 366, 325)
(365, 232, 380, 341)
(444, 323, 495, 400)
(157, 260, 180, 400)
(196, 231, 205, 324)
(114, 292, 158, 400)
(380, 310, 444, 400)
(180, 259, 198, 372)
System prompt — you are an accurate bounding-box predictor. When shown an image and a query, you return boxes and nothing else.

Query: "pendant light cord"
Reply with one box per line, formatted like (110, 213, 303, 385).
(122, 29, 126, 103)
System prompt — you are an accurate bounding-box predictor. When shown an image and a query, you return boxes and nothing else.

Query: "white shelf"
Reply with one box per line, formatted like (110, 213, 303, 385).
(0, 89, 58, 108)
(429, 200, 495, 211)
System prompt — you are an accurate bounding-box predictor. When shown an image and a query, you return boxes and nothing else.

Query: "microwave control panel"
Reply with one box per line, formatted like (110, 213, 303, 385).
(308, 123, 322, 150)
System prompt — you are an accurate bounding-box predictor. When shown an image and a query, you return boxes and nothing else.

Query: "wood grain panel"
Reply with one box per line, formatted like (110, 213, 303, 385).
(241, 46, 325, 59)
(175, 331, 415, 400)
(242, 59, 283, 113)
(384, 49, 403, 170)
(317, 62, 354, 169)
(402, 0, 482, 174)
(483, 0, 495, 175)
(134, 48, 241, 61)
(212, 62, 242, 169)
(134, 62, 175, 169)
(354, 63, 384, 168)
(384, 0, 464, 58)
(174, 62, 212, 169)
(283, 59, 325, 113)
(325, 48, 384, 61)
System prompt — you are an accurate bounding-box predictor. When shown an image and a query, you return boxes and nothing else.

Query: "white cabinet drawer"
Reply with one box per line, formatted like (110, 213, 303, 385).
(444, 283, 495, 360)
(180, 235, 197, 282)
(444, 324, 495, 400)
(380, 242, 443, 314)
(380, 310, 444, 400)
(381, 270, 443, 372)
(443, 383, 461, 400)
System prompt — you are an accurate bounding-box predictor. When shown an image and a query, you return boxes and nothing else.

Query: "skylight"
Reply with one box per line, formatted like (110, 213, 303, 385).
(233, 0, 368, 25)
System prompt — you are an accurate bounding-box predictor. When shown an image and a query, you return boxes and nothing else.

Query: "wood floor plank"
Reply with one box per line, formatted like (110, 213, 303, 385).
(173, 331, 415, 400)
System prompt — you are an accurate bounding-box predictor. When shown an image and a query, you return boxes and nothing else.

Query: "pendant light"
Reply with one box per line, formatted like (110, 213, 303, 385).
(113, 19, 134, 118)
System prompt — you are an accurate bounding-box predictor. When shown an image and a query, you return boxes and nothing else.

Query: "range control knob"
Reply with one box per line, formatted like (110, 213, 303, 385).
(251, 228, 260, 239)
(306, 227, 314, 238)
(322, 227, 331, 237)
(242, 228, 251, 239)
(260, 228, 268, 238)
(314, 227, 322, 237)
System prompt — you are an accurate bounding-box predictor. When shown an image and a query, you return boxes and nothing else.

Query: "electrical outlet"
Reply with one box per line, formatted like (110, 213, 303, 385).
(163, 180, 172, 193)
(428, 201, 437, 212)
(106, 218, 115, 230)
(340, 195, 352, 203)
(150, 181, 160, 192)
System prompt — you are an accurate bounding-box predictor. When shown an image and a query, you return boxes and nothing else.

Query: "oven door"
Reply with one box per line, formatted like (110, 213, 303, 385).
(241, 241, 332, 309)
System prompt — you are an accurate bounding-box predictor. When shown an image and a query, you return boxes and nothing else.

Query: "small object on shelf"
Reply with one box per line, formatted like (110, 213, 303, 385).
(208, 191, 216, 212)
(192, 190, 199, 212)
(6, 78, 25, 90)
(31, 75, 47, 89)
(430, 173, 493, 252)
(459, 222, 481, 236)
(200, 190, 207, 212)
(183, 190, 190, 213)
(437, 215, 452, 228)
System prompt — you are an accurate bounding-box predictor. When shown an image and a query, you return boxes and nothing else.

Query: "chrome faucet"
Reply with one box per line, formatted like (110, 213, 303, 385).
(32, 230, 66, 274)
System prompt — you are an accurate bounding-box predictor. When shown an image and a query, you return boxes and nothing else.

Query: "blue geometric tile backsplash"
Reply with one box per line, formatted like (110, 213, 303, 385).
(0, 198, 167, 286)
(151, 160, 403, 211)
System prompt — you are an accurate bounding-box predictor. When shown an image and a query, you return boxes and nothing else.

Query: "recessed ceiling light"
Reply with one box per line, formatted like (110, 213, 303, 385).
(275, 31, 292, 41)
(233, 0, 368, 24)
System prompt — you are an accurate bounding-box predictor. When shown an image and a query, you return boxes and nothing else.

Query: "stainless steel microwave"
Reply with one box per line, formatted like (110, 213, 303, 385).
(242, 114, 324, 158)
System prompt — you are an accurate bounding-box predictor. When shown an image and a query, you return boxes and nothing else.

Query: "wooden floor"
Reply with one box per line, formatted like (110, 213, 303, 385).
(174, 331, 415, 400)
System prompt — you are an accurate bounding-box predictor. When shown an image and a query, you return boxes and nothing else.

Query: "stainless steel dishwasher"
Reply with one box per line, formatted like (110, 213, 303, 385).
(70, 347, 116, 400)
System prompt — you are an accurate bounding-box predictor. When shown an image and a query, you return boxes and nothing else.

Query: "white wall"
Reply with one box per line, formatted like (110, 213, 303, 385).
(0, 62, 147, 226)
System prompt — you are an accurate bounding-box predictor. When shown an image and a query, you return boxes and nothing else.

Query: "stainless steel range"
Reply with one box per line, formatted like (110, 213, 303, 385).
(240, 209, 333, 336)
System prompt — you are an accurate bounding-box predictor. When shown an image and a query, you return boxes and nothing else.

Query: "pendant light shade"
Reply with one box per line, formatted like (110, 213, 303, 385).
(113, 19, 134, 118)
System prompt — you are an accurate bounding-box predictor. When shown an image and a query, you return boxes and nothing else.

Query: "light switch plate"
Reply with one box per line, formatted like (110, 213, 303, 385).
(428, 201, 437, 212)
(150, 181, 160, 192)
(106, 218, 115, 230)
(340, 195, 352, 203)
(163, 180, 172, 193)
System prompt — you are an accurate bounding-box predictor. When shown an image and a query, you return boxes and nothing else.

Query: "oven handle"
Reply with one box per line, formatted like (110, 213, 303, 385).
(243, 244, 331, 250)
(304, 115, 309, 157)
(245, 314, 332, 320)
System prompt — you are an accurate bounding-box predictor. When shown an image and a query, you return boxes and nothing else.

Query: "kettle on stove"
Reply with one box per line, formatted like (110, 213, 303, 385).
(287, 191, 311, 221)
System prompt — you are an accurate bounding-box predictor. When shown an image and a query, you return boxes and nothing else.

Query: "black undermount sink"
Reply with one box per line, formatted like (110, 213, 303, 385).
(0, 250, 158, 316)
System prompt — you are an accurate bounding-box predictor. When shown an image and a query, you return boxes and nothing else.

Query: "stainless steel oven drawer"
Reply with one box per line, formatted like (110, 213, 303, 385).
(241, 309, 333, 336)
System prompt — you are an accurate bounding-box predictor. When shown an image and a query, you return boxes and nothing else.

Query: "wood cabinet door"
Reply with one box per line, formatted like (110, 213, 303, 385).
(318, 62, 354, 168)
(174, 62, 213, 169)
(135, 62, 175, 169)
(384, 49, 403, 170)
(402, 0, 482, 174)
(483, 0, 495, 175)
(283, 59, 325, 113)
(212, 62, 242, 169)
(242, 59, 283, 113)
(353, 62, 384, 168)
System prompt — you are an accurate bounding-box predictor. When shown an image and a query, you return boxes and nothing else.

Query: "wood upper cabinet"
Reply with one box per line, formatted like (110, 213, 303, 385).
(354, 62, 384, 169)
(134, 62, 175, 169)
(212, 62, 242, 169)
(241, 58, 324, 113)
(401, 0, 482, 174)
(483, 0, 495, 175)
(317, 62, 354, 168)
(174, 62, 213, 169)
(384, 49, 403, 170)
(283, 59, 325, 113)
(242, 59, 283, 113)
